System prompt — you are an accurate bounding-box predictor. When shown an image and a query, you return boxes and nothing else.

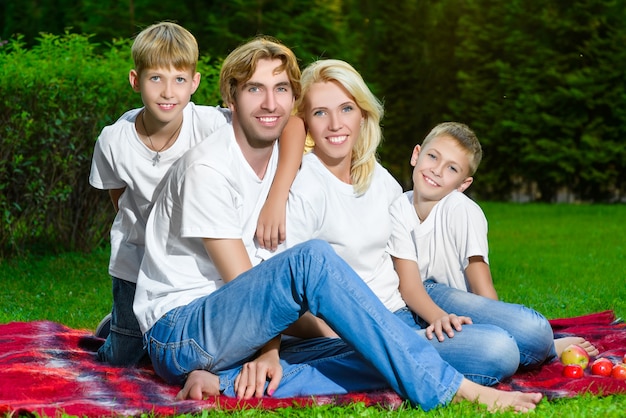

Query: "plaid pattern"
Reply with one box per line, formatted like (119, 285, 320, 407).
(496, 310, 626, 399)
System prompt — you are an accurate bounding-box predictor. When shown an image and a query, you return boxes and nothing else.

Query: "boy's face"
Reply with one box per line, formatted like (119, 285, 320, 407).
(230, 58, 295, 148)
(129, 66, 200, 125)
(411, 134, 474, 202)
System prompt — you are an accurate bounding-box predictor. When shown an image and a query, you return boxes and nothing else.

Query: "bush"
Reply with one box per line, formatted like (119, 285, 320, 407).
(0, 32, 222, 257)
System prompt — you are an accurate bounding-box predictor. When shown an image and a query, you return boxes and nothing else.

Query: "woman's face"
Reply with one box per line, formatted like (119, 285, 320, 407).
(304, 80, 363, 176)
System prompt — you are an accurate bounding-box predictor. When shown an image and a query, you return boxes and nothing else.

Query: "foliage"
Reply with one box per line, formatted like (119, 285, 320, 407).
(1, 1, 626, 255)
(0, 32, 222, 257)
(449, 0, 626, 202)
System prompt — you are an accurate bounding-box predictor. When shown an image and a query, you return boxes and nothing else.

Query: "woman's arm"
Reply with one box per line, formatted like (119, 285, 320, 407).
(256, 116, 306, 251)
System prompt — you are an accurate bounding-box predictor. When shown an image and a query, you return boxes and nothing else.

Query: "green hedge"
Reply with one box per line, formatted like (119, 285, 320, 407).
(0, 33, 222, 257)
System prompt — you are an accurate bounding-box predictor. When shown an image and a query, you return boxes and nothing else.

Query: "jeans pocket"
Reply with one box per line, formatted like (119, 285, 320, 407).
(148, 336, 215, 385)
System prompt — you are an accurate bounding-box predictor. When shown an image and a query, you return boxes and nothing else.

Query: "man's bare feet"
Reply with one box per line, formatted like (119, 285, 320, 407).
(554, 337, 599, 357)
(176, 369, 221, 400)
(453, 379, 542, 413)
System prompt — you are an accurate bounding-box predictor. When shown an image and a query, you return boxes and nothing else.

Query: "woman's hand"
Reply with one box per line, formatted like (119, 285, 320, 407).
(234, 350, 283, 399)
(255, 198, 286, 251)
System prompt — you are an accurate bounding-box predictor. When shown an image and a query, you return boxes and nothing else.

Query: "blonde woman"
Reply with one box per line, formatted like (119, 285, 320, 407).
(261, 59, 522, 387)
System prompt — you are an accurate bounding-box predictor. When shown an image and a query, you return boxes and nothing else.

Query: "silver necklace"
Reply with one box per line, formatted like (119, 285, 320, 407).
(140, 111, 183, 166)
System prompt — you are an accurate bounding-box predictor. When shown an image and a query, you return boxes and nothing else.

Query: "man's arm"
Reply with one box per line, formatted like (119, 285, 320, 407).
(202, 238, 253, 283)
(201, 237, 282, 398)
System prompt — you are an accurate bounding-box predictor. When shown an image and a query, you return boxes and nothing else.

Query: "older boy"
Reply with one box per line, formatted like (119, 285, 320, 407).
(89, 22, 231, 366)
(388, 122, 597, 370)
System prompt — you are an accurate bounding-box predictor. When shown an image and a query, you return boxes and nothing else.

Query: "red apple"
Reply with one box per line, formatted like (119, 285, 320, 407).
(560, 344, 590, 369)
(590, 358, 613, 377)
(611, 363, 626, 380)
(563, 364, 584, 378)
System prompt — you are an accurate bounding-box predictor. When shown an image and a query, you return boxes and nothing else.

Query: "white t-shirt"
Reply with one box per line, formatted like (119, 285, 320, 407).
(388, 190, 489, 291)
(134, 124, 279, 333)
(89, 103, 231, 283)
(259, 152, 406, 312)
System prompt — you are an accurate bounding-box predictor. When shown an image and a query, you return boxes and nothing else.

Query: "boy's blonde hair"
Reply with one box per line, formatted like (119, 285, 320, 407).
(219, 36, 301, 107)
(422, 122, 482, 175)
(297, 59, 383, 195)
(131, 22, 199, 76)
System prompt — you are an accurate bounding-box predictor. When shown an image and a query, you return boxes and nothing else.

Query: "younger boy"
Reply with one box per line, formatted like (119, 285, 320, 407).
(89, 22, 303, 366)
(388, 121, 597, 370)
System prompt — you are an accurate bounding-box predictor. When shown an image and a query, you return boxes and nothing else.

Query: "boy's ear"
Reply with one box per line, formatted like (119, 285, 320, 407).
(410, 145, 421, 167)
(190, 72, 201, 94)
(457, 176, 474, 193)
(129, 69, 140, 92)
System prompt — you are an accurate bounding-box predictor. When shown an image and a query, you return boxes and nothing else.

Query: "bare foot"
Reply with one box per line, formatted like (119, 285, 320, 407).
(176, 369, 221, 400)
(453, 378, 542, 413)
(554, 337, 599, 357)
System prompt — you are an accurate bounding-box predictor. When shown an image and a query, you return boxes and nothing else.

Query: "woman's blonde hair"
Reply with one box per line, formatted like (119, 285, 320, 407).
(297, 59, 383, 195)
(131, 21, 198, 76)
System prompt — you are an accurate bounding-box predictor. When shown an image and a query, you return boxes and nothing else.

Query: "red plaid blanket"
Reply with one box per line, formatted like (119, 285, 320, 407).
(0, 310, 624, 417)
(497, 310, 626, 398)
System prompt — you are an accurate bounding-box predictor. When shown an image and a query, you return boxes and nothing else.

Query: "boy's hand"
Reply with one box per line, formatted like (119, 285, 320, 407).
(255, 199, 286, 251)
(234, 350, 283, 399)
(425, 314, 473, 342)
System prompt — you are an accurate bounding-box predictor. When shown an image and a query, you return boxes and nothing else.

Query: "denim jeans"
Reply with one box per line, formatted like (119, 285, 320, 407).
(144, 240, 463, 411)
(97, 277, 148, 366)
(394, 307, 519, 386)
(423, 280, 557, 368)
(218, 337, 390, 398)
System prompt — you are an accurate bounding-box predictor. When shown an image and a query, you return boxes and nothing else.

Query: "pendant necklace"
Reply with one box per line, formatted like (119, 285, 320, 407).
(140, 111, 183, 166)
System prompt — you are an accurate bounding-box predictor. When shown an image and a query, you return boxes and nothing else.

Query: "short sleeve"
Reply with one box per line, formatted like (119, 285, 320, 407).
(179, 163, 243, 239)
(89, 132, 126, 190)
(387, 195, 418, 262)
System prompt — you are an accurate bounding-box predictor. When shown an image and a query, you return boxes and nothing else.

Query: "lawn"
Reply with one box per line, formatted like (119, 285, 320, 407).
(0, 202, 624, 417)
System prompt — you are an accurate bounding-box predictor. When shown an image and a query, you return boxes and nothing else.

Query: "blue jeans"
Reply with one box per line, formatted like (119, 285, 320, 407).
(97, 277, 148, 366)
(394, 308, 519, 386)
(144, 240, 463, 411)
(218, 337, 390, 398)
(423, 280, 557, 368)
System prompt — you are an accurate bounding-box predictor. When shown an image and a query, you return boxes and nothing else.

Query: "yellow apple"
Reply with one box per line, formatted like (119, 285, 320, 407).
(560, 344, 590, 369)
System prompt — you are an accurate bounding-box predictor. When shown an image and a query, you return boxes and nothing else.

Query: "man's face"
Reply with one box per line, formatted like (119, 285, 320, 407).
(230, 58, 295, 148)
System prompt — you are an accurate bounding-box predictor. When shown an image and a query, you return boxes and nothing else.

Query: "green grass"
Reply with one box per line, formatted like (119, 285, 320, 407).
(483, 203, 625, 320)
(1, 203, 625, 417)
(0, 247, 111, 329)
